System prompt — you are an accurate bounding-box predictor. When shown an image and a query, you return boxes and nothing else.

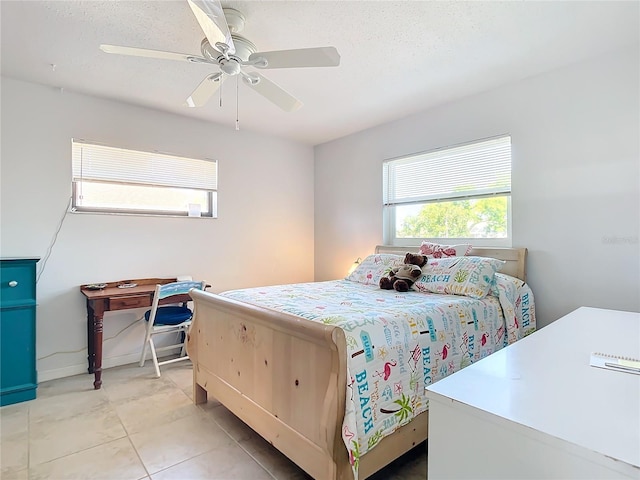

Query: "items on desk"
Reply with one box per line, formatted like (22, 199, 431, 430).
(590, 352, 640, 375)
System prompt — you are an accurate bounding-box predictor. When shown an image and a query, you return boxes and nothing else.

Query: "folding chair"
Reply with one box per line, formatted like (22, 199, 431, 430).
(139, 280, 206, 377)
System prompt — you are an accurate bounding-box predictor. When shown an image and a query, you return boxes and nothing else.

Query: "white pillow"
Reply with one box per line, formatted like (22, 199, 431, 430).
(345, 254, 404, 285)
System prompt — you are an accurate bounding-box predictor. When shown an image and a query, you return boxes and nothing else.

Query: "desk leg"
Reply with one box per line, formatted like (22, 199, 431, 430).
(87, 300, 105, 390)
(87, 301, 95, 374)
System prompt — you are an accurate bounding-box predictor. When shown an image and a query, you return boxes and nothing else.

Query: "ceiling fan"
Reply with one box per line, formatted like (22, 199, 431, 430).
(100, 0, 340, 115)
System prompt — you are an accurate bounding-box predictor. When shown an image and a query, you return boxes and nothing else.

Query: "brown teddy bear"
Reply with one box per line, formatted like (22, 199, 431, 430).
(379, 252, 429, 292)
(379, 264, 423, 292)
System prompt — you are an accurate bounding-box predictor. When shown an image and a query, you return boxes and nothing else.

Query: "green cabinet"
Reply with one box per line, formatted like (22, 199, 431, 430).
(1, 258, 39, 406)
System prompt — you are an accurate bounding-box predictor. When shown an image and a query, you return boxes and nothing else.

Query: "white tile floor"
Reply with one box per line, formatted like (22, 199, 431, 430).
(1, 361, 426, 479)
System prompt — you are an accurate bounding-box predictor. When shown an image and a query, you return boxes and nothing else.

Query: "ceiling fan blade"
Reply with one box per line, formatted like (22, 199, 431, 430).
(186, 73, 224, 107)
(248, 47, 340, 69)
(100, 44, 206, 62)
(187, 0, 235, 55)
(245, 73, 303, 112)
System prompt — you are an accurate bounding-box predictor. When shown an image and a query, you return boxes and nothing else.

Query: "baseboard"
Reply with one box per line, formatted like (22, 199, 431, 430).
(37, 349, 182, 383)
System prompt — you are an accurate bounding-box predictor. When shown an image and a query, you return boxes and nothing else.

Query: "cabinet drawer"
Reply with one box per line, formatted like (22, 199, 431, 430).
(0, 261, 37, 306)
(109, 295, 151, 310)
(0, 305, 37, 405)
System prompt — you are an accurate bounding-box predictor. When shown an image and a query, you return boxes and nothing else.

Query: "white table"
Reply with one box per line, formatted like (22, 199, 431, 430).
(426, 307, 640, 479)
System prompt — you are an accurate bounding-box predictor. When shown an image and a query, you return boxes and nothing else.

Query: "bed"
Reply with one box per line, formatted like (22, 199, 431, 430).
(186, 245, 535, 479)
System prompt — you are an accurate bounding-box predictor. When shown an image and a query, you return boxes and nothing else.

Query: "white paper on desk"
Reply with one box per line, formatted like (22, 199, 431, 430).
(590, 352, 640, 375)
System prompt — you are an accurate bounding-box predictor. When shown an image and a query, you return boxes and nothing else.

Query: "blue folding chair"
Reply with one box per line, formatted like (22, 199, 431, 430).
(139, 280, 206, 377)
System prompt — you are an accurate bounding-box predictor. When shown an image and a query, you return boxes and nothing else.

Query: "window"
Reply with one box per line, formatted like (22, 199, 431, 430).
(383, 135, 511, 246)
(71, 140, 217, 217)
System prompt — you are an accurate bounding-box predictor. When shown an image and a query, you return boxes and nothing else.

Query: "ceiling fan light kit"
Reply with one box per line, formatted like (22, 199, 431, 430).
(99, 0, 340, 128)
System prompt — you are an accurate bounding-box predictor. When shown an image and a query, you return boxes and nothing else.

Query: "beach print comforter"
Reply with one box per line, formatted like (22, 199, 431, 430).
(222, 275, 535, 478)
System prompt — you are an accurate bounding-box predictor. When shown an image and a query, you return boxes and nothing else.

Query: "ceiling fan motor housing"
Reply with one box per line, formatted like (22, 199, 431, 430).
(201, 34, 257, 62)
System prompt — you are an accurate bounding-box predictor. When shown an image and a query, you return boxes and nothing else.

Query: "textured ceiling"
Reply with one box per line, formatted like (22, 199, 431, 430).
(1, 1, 638, 145)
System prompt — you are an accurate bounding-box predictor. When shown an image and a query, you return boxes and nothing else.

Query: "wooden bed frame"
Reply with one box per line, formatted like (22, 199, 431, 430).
(187, 246, 527, 479)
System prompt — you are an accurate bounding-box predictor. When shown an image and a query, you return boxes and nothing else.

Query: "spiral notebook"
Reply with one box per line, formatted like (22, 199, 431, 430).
(590, 352, 640, 375)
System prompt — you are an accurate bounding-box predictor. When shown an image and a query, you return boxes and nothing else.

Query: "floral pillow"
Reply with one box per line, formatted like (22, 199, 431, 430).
(413, 256, 504, 299)
(345, 254, 404, 286)
(420, 241, 473, 258)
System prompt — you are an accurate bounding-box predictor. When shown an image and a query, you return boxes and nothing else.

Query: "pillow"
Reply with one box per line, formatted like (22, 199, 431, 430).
(489, 272, 525, 300)
(345, 254, 404, 285)
(419, 241, 472, 258)
(413, 256, 504, 299)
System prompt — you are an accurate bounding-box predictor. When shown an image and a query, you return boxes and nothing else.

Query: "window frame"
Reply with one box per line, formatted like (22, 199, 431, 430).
(383, 135, 512, 247)
(70, 139, 217, 218)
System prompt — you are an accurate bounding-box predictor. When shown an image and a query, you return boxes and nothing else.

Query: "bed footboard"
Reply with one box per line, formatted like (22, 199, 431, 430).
(187, 289, 352, 479)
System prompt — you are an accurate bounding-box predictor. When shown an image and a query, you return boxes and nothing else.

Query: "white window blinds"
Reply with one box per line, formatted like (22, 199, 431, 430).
(383, 135, 511, 206)
(72, 140, 217, 191)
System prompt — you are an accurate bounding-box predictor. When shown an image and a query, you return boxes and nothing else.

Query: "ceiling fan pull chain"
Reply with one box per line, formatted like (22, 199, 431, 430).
(236, 76, 240, 131)
(219, 77, 223, 107)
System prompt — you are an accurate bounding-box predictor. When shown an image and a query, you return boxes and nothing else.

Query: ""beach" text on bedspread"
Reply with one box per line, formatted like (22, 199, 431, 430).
(355, 370, 375, 433)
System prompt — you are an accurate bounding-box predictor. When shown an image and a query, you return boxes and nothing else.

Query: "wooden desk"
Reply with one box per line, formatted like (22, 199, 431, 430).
(80, 277, 192, 389)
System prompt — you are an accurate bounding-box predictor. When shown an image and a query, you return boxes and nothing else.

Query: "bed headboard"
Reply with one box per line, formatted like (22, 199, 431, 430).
(374, 245, 528, 282)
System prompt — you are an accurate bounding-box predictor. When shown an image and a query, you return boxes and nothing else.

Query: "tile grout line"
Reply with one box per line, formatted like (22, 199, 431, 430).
(105, 384, 153, 480)
(126, 435, 152, 480)
(197, 402, 278, 480)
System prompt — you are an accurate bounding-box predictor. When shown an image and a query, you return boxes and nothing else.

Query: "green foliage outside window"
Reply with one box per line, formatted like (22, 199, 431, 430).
(397, 196, 508, 238)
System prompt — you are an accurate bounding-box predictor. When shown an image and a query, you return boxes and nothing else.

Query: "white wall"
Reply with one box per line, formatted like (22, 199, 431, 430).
(314, 45, 640, 328)
(1, 77, 315, 381)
